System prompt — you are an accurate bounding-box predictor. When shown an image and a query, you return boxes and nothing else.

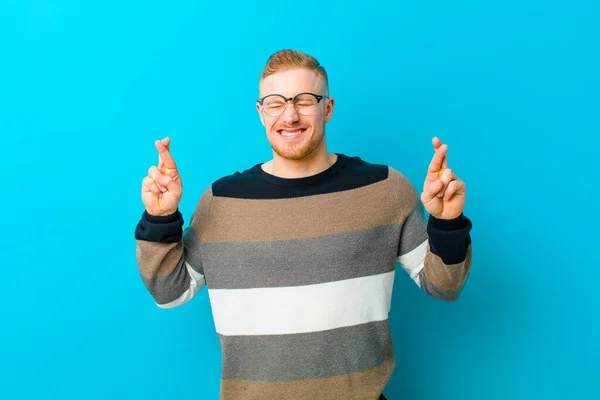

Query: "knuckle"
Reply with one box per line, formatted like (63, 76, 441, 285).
(159, 175, 170, 185)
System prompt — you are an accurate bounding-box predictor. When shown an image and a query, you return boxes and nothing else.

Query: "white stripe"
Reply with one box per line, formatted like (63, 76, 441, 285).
(208, 271, 395, 336)
(397, 239, 427, 282)
(157, 261, 206, 309)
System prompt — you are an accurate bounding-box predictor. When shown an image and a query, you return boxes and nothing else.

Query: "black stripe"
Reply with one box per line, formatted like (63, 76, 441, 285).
(211, 153, 390, 199)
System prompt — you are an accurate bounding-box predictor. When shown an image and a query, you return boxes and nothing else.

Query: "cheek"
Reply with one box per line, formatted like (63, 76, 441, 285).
(264, 117, 277, 132)
(306, 115, 322, 129)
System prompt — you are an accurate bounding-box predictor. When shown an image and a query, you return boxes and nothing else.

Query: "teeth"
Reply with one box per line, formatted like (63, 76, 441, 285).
(281, 129, 303, 137)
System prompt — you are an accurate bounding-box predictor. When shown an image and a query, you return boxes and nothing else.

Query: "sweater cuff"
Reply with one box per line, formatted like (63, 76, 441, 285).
(428, 213, 469, 230)
(427, 213, 472, 265)
(134, 209, 184, 243)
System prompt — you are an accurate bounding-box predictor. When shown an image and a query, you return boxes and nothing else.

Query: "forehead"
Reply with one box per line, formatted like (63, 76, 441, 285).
(259, 68, 325, 97)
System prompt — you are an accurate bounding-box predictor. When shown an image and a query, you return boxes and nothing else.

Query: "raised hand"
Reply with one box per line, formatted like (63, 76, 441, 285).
(420, 137, 466, 220)
(141, 137, 183, 216)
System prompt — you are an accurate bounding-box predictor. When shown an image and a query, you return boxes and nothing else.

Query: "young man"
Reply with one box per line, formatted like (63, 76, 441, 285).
(135, 49, 472, 400)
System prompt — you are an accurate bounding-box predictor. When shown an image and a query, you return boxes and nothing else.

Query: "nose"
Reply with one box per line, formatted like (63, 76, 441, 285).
(281, 102, 300, 124)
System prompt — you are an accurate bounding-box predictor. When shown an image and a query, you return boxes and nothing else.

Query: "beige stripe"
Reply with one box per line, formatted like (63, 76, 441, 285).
(190, 186, 213, 230)
(220, 356, 394, 400)
(424, 243, 473, 291)
(135, 240, 183, 278)
(197, 168, 417, 243)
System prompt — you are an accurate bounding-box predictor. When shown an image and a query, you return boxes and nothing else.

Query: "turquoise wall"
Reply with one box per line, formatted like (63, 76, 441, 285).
(1, 1, 597, 398)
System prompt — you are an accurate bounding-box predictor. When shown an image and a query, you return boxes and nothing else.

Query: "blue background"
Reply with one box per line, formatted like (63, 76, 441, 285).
(1, 0, 598, 398)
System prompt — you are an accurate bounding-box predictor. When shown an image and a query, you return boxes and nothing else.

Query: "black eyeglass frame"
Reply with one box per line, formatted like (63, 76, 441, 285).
(256, 92, 330, 106)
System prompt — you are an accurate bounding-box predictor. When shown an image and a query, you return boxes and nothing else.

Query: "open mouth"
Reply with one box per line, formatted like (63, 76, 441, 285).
(277, 127, 307, 139)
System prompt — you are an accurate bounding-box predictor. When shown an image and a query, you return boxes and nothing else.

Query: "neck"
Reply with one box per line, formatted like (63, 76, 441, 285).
(263, 145, 337, 179)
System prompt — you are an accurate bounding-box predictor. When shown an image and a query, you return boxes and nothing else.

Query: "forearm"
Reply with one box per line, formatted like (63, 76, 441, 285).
(134, 209, 204, 308)
(419, 214, 473, 301)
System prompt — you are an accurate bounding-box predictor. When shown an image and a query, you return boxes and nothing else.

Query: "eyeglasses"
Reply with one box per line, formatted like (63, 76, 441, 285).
(257, 92, 329, 117)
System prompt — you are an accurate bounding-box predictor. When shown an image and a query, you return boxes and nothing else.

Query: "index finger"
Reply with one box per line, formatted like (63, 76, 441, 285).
(431, 137, 448, 170)
(155, 138, 177, 171)
(428, 143, 448, 174)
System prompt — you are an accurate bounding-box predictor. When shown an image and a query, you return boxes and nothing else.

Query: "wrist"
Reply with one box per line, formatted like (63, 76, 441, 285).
(144, 209, 181, 223)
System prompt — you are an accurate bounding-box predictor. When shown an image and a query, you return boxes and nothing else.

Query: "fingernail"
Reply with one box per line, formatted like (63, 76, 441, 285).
(160, 185, 167, 192)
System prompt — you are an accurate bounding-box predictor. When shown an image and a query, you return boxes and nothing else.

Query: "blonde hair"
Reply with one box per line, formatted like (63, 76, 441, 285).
(260, 49, 329, 92)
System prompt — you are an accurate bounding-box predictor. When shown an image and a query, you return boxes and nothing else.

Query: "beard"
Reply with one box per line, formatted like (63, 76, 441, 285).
(268, 124, 326, 161)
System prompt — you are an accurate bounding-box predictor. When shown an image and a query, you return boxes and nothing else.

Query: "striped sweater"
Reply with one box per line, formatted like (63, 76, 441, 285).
(134, 153, 473, 400)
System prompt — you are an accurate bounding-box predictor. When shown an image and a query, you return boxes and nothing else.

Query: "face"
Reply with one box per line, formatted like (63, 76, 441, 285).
(257, 68, 334, 161)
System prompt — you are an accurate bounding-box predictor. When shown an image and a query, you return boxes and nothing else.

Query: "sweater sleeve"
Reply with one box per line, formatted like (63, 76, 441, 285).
(396, 187, 473, 302)
(133, 187, 212, 308)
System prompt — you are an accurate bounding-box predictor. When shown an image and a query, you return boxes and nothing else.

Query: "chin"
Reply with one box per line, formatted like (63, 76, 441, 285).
(267, 124, 326, 161)
(271, 138, 325, 161)
(275, 148, 314, 161)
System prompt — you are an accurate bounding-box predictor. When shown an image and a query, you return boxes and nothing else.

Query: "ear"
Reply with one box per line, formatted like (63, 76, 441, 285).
(256, 103, 265, 126)
(324, 98, 335, 123)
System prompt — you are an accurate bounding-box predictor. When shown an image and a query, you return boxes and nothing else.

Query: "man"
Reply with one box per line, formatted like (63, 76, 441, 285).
(134, 49, 472, 400)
